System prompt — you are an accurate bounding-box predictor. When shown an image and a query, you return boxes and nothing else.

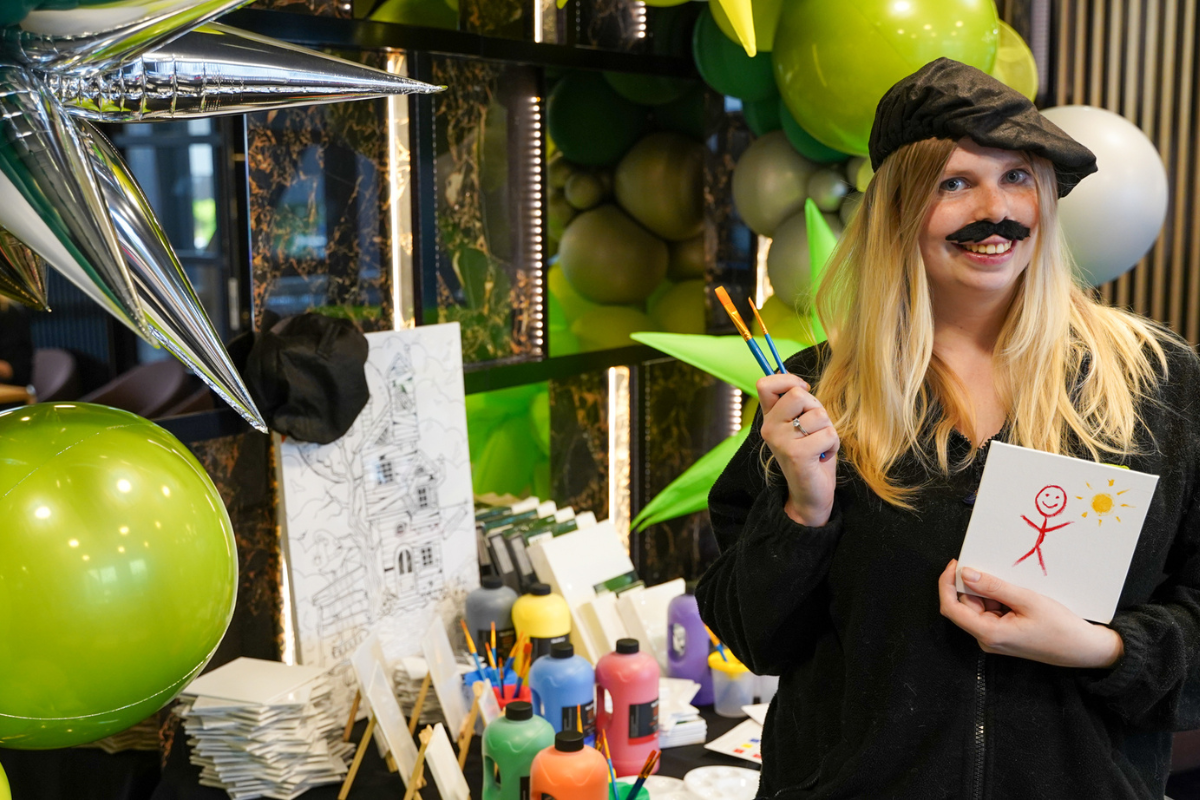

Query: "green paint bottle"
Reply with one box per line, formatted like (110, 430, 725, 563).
(483, 700, 556, 800)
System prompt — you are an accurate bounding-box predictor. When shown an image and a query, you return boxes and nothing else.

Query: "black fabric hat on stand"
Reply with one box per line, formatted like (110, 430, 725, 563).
(868, 58, 1097, 197)
(242, 312, 370, 444)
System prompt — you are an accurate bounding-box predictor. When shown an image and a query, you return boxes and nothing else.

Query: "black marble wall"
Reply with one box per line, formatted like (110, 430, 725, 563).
(246, 55, 395, 332)
(549, 370, 610, 519)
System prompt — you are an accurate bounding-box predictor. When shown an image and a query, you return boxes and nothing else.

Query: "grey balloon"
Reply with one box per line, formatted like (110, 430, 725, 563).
(839, 192, 863, 227)
(807, 167, 852, 213)
(731, 131, 817, 237)
(767, 210, 843, 307)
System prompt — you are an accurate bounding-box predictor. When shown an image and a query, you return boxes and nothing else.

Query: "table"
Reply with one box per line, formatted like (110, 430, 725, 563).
(147, 709, 750, 799)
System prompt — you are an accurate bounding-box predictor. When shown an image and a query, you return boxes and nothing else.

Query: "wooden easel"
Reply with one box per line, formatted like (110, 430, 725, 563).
(338, 713, 376, 800)
(456, 682, 484, 770)
(342, 690, 362, 742)
(403, 727, 434, 800)
(408, 671, 433, 735)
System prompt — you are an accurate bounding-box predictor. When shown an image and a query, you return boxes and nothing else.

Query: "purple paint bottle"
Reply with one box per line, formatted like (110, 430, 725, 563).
(666, 581, 712, 705)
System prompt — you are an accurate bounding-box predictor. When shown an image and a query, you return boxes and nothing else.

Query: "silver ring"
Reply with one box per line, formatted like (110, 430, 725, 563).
(792, 417, 809, 436)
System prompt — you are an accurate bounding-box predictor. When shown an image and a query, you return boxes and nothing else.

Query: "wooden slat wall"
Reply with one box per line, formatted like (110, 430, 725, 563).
(1043, 0, 1200, 341)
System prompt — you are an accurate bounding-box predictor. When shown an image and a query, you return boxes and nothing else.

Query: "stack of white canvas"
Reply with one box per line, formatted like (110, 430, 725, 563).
(658, 677, 707, 749)
(177, 658, 354, 800)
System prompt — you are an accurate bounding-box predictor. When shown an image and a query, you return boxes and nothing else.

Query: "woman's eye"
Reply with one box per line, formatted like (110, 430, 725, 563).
(941, 177, 965, 191)
(1006, 169, 1030, 183)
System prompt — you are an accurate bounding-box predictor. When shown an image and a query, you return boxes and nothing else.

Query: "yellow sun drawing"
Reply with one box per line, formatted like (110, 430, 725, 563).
(1075, 478, 1134, 526)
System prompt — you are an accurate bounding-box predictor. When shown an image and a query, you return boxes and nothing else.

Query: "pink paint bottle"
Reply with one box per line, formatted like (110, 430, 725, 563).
(594, 638, 660, 778)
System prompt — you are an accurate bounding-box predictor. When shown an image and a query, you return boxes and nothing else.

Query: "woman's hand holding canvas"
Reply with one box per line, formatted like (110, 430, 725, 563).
(953, 442, 1159, 624)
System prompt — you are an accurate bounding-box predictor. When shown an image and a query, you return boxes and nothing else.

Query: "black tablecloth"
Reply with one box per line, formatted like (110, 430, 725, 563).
(5, 715, 1199, 799)
(147, 710, 749, 800)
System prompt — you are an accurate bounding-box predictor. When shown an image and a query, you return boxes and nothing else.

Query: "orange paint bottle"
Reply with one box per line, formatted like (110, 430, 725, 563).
(529, 731, 610, 800)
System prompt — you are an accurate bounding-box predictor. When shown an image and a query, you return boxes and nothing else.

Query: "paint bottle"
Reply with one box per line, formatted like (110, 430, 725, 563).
(709, 650, 755, 718)
(595, 638, 660, 778)
(467, 575, 519, 655)
(666, 580, 713, 705)
(483, 700, 556, 800)
(529, 731, 610, 800)
(512, 583, 571, 664)
(528, 642, 595, 744)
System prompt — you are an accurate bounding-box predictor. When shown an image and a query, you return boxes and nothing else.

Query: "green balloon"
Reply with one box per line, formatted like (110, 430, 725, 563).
(652, 85, 707, 141)
(649, 279, 707, 334)
(603, 72, 695, 106)
(742, 94, 782, 137)
(0, 404, 236, 749)
(614, 132, 705, 241)
(773, 0, 999, 155)
(474, 416, 538, 497)
(692, 6, 777, 102)
(0, 762, 8, 800)
(779, 100, 850, 164)
(548, 72, 648, 167)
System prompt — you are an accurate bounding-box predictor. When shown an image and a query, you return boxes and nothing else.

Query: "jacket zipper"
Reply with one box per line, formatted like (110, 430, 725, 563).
(969, 651, 987, 800)
(967, 437, 991, 799)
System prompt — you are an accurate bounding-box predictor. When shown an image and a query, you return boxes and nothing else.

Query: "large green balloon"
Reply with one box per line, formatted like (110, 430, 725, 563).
(548, 72, 648, 167)
(558, 205, 669, 304)
(614, 132, 705, 241)
(571, 306, 660, 351)
(0, 761, 8, 800)
(649, 279, 706, 334)
(773, 0, 999, 156)
(692, 6, 777, 102)
(0, 404, 236, 749)
(779, 100, 851, 164)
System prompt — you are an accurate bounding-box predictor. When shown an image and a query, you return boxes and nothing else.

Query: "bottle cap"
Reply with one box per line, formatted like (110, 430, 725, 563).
(555, 731, 584, 752)
(505, 701, 533, 721)
(529, 583, 551, 597)
(616, 638, 639, 655)
(550, 642, 574, 659)
(481, 575, 503, 590)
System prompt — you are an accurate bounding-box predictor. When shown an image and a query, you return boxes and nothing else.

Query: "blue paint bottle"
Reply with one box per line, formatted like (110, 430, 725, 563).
(527, 642, 595, 746)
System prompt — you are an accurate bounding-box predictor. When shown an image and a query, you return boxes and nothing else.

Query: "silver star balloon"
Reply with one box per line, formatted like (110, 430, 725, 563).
(0, 0, 444, 432)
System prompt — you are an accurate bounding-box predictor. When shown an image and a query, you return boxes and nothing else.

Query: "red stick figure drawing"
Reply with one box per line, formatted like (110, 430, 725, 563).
(1014, 485, 1073, 575)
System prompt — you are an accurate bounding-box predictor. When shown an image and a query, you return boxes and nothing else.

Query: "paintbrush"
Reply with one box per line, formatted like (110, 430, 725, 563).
(598, 732, 619, 800)
(704, 624, 729, 662)
(748, 298, 788, 374)
(627, 749, 660, 799)
(459, 619, 486, 677)
(716, 286, 775, 377)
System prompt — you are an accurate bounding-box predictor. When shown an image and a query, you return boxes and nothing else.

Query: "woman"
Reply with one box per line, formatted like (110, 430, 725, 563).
(697, 59, 1200, 799)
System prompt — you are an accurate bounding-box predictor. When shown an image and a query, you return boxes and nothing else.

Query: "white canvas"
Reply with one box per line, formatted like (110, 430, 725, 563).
(422, 617, 468, 736)
(364, 663, 421, 788)
(278, 324, 478, 712)
(956, 442, 1159, 623)
(184, 658, 326, 706)
(424, 723, 471, 800)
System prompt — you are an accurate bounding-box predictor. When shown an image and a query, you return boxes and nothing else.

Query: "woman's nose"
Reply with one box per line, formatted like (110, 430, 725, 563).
(973, 181, 1009, 224)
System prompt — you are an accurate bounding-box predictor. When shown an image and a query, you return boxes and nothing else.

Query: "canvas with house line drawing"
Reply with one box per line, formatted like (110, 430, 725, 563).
(955, 442, 1159, 623)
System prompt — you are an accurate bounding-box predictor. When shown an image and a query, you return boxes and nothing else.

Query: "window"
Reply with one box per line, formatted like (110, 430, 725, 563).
(397, 550, 412, 574)
(416, 485, 430, 508)
(420, 546, 434, 567)
(377, 457, 394, 485)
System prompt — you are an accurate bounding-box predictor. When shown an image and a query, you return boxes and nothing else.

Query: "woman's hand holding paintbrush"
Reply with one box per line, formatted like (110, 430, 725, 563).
(714, 285, 838, 527)
(758, 371, 839, 527)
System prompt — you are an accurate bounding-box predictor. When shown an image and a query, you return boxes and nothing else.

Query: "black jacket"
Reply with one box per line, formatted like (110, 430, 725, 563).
(697, 342, 1200, 800)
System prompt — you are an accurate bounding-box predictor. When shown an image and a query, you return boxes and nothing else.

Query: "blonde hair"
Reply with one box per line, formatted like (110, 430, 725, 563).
(807, 138, 1171, 508)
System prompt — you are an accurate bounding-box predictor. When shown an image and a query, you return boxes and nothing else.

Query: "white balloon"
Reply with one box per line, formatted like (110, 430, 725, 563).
(1040, 105, 1168, 286)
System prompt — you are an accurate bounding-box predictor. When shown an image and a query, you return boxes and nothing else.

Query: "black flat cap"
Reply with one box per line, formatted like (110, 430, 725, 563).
(869, 58, 1097, 197)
